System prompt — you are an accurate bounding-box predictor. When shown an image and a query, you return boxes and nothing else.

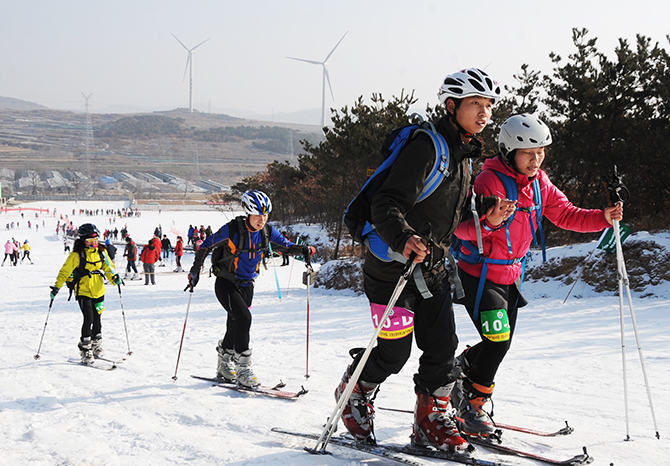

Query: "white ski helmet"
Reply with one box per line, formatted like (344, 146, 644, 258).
(241, 189, 272, 215)
(498, 114, 552, 162)
(438, 68, 501, 105)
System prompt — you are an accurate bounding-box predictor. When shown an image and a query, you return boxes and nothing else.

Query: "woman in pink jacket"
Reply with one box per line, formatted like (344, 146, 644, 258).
(451, 114, 624, 438)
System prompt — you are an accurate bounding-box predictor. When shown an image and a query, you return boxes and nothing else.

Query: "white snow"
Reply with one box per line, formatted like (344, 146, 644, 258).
(1, 200, 668, 466)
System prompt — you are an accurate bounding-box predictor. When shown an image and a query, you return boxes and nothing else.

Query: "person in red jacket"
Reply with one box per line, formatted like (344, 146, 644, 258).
(174, 236, 184, 272)
(451, 114, 624, 437)
(139, 240, 160, 285)
(150, 235, 162, 266)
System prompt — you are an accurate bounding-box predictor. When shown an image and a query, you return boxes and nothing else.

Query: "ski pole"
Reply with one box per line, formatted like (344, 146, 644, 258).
(614, 219, 660, 440)
(117, 284, 133, 356)
(285, 241, 297, 297)
(267, 242, 282, 300)
(34, 298, 54, 360)
(605, 165, 658, 440)
(172, 285, 193, 382)
(303, 261, 314, 380)
(308, 255, 417, 455)
(562, 236, 602, 304)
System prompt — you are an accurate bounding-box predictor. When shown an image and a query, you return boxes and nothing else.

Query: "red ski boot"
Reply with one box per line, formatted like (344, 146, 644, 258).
(412, 385, 469, 451)
(334, 368, 378, 444)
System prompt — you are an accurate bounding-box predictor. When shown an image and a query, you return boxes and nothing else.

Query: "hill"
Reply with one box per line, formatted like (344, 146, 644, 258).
(0, 95, 48, 111)
(0, 107, 322, 194)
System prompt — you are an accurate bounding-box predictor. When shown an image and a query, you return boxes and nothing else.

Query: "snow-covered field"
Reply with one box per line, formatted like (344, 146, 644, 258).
(0, 201, 668, 466)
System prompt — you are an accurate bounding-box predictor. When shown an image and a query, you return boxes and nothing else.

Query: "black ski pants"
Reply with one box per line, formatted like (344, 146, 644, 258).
(359, 267, 459, 395)
(214, 277, 254, 354)
(456, 268, 527, 386)
(78, 295, 104, 340)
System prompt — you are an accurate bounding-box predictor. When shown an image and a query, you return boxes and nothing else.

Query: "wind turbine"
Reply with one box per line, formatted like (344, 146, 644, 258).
(172, 33, 210, 112)
(287, 31, 348, 127)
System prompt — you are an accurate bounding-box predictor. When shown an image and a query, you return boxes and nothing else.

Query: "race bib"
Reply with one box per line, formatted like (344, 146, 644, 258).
(95, 300, 106, 315)
(370, 303, 414, 340)
(480, 309, 510, 342)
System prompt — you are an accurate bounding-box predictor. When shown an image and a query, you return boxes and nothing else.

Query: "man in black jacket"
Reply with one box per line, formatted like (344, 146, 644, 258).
(161, 234, 172, 266)
(335, 68, 510, 451)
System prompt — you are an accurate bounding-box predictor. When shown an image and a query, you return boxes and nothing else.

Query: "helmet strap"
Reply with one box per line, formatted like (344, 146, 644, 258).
(448, 105, 477, 140)
(244, 216, 258, 232)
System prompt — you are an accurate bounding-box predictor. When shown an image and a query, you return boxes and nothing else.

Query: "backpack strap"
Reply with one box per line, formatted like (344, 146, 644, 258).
(413, 127, 450, 202)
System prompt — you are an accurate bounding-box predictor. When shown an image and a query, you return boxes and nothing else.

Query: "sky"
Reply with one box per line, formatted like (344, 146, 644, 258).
(1, 0, 669, 124)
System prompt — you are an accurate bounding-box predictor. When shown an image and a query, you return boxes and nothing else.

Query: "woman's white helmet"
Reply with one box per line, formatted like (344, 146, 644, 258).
(498, 114, 552, 160)
(241, 189, 272, 215)
(438, 68, 501, 105)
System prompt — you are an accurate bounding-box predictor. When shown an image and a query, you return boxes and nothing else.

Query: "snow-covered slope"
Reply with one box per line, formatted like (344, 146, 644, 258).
(0, 201, 667, 466)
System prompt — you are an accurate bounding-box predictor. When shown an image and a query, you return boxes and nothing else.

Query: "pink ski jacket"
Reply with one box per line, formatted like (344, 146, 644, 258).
(454, 155, 611, 285)
(4, 240, 17, 254)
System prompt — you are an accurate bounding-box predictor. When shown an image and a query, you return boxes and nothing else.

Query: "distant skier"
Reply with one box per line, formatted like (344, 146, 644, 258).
(123, 236, 139, 280)
(139, 240, 159, 285)
(49, 223, 122, 364)
(186, 190, 315, 388)
(174, 236, 184, 272)
(161, 234, 172, 265)
(20, 240, 34, 264)
(2, 239, 17, 266)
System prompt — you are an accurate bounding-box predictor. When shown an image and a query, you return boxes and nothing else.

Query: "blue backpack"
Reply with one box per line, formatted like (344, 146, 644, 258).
(450, 170, 546, 318)
(343, 115, 451, 263)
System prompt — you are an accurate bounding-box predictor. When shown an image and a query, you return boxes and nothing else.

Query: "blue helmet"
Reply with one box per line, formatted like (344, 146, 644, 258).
(241, 190, 272, 215)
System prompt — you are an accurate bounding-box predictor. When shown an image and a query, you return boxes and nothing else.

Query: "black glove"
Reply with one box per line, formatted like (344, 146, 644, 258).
(111, 274, 123, 286)
(50, 286, 59, 300)
(188, 271, 199, 289)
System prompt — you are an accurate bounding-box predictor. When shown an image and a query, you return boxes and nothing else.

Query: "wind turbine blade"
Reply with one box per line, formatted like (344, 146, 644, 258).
(324, 31, 348, 62)
(287, 56, 323, 65)
(171, 33, 190, 51)
(182, 55, 190, 82)
(191, 37, 211, 52)
(324, 66, 335, 101)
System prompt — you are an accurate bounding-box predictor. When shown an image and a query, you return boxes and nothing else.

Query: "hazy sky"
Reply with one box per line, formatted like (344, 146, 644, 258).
(1, 0, 668, 124)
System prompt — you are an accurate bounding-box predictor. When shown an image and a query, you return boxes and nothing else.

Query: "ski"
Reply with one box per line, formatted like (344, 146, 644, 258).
(191, 375, 308, 399)
(94, 356, 127, 368)
(68, 358, 117, 371)
(467, 437, 593, 466)
(379, 407, 574, 437)
(494, 420, 573, 437)
(272, 427, 505, 466)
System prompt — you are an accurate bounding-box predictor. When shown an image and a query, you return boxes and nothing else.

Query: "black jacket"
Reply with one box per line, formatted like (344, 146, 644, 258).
(364, 117, 482, 283)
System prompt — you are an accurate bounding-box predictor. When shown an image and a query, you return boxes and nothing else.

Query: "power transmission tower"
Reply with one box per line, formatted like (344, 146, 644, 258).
(81, 93, 94, 180)
(287, 129, 294, 160)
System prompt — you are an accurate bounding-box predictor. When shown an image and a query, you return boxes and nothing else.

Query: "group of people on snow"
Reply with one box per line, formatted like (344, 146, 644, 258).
(330, 68, 624, 450)
(47, 67, 625, 453)
(3, 238, 33, 266)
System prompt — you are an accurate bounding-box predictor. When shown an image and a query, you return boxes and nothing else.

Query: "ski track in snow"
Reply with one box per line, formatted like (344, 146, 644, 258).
(0, 201, 668, 466)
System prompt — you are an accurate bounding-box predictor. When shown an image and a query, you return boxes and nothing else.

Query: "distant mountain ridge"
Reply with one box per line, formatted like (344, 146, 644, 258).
(0, 96, 48, 111)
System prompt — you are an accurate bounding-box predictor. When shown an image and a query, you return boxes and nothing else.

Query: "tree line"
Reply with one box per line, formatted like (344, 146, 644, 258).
(230, 28, 670, 258)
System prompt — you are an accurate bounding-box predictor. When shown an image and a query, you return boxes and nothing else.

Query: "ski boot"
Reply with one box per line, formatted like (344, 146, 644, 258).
(450, 347, 472, 411)
(334, 357, 379, 444)
(216, 341, 237, 382)
(91, 334, 104, 358)
(78, 338, 94, 365)
(234, 349, 260, 388)
(456, 378, 496, 438)
(412, 384, 469, 451)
